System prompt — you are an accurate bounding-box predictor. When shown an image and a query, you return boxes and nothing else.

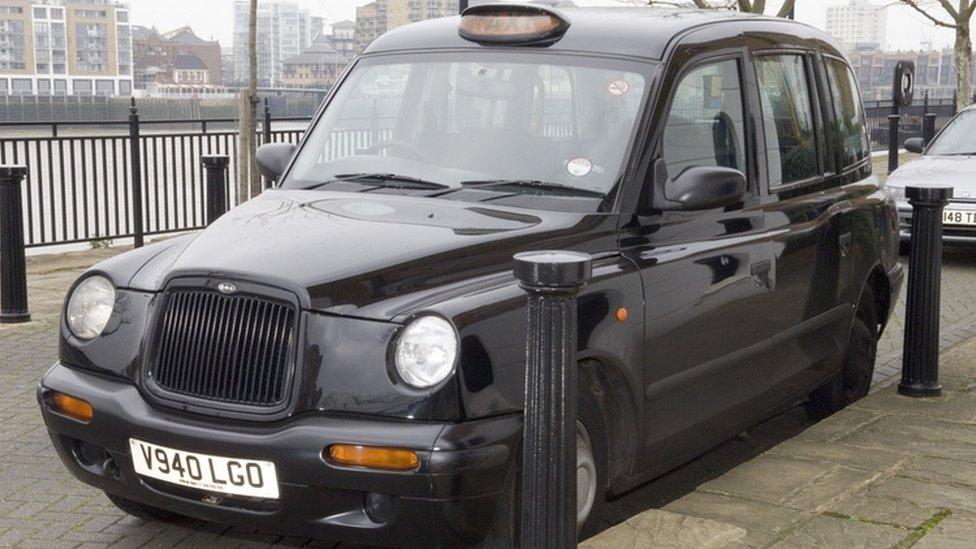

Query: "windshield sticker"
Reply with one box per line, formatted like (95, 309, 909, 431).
(607, 79, 630, 96)
(566, 157, 593, 177)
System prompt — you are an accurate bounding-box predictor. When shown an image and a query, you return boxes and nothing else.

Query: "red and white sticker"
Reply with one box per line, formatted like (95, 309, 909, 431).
(607, 79, 630, 96)
(566, 157, 593, 177)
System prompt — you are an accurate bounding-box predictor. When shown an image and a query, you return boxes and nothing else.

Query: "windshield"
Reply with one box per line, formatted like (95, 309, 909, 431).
(928, 110, 976, 156)
(282, 52, 654, 211)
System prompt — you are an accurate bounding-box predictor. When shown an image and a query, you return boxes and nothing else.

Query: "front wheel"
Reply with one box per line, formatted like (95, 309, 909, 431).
(805, 285, 878, 419)
(480, 388, 608, 546)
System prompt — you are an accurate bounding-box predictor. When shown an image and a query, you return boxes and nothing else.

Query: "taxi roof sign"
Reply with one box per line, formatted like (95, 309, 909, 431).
(458, 3, 571, 46)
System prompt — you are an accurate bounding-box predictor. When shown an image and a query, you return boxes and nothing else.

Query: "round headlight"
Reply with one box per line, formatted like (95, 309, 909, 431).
(394, 316, 458, 388)
(66, 275, 116, 340)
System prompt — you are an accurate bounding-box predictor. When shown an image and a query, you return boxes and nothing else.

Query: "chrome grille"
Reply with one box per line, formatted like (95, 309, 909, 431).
(149, 289, 296, 407)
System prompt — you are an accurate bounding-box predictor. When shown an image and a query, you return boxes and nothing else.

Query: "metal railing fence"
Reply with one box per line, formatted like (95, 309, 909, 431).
(0, 102, 311, 248)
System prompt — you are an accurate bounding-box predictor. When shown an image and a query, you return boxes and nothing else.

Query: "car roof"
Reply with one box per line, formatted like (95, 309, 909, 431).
(363, 7, 829, 61)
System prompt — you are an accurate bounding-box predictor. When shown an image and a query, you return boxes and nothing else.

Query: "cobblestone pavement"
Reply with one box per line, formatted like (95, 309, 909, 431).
(2, 244, 976, 547)
(594, 334, 976, 548)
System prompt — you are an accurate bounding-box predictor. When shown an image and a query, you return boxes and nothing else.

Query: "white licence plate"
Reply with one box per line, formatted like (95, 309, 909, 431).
(129, 438, 279, 499)
(943, 209, 976, 226)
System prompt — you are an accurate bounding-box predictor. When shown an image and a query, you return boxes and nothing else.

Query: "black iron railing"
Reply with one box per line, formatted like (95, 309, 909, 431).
(0, 102, 311, 248)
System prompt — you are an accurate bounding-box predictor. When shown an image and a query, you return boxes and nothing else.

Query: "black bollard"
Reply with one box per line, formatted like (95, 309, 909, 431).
(888, 114, 900, 174)
(201, 155, 230, 225)
(263, 98, 272, 146)
(514, 250, 592, 549)
(899, 186, 953, 398)
(0, 165, 30, 324)
(128, 98, 145, 248)
(923, 113, 937, 146)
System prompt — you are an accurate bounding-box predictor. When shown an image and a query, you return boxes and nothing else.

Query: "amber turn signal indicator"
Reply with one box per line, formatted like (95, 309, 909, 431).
(51, 391, 93, 423)
(328, 444, 420, 471)
(616, 307, 629, 322)
(459, 4, 570, 45)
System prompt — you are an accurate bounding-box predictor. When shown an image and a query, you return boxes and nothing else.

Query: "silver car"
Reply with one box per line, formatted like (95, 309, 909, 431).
(887, 105, 976, 249)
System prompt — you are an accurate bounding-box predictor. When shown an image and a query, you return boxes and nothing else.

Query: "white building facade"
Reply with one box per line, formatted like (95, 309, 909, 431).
(825, 0, 887, 50)
(232, 0, 310, 87)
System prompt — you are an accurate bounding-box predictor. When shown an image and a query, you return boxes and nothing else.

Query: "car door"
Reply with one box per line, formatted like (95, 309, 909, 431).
(750, 51, 856, 401)
(619, 54, 782, 467)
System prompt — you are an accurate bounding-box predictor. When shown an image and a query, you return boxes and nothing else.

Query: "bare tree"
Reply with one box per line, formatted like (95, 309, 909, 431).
(640, 0, 796, 17)
(901, 1, 976, 112)
(239, 0, 260, 202)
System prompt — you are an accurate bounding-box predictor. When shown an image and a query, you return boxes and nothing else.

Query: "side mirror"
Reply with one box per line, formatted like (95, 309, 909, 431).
(665, 166, 746, 211)
(904, 137, 925, 154)
(256, 143, 297, 182)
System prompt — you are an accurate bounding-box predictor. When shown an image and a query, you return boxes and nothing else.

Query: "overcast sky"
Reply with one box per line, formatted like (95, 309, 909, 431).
(128, 0, 958, 52)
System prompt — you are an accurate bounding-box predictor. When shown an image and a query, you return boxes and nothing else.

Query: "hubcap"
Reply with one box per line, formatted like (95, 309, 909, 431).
(576, 421, 597, 530)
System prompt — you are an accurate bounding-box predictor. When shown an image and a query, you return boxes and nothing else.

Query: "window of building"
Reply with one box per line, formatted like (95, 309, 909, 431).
(50, 8, 63, 20)
(824, 57, 869, 169)
(663, 59, 747, 178)
(755, 54, 819, 186)
(0, 6, 23, 14)
(33, 7, 46, 19)
(95, 79, 114, 96)
(53, 79, 67, 95)
(116, 10, 129, 23)
(119, 80, 132, 95)
(11, 79, 32, 95)
(37, 79, 51, 95)
(73, 79, 93, 95)
(0, 79, 7, 96)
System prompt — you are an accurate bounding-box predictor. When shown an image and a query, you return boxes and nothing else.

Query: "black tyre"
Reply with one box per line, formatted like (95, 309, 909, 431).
(576, 389, 608, 541)
(805, 285, 878, 420)
(106, 493, 185, 523)
(479, 386, 609, 546)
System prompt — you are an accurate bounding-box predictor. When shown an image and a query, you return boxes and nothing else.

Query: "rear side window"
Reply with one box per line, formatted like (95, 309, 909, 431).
(662, 59, 746, 178)
(756, 55, 819, 186)
(824, 58, 869, 169)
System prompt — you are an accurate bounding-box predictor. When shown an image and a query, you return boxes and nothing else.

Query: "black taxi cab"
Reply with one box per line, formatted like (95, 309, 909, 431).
(38, 4, 903, 546)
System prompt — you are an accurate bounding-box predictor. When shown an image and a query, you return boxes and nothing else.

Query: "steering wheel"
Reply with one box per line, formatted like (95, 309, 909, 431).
(361, 139, 433, 163)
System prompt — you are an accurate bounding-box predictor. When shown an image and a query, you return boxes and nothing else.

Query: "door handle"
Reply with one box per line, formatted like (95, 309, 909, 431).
(750, 260, 772, 289)
(839, 232, 853, 257)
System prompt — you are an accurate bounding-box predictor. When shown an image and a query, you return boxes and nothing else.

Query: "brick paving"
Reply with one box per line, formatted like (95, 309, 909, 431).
(2, 244, 976, 547)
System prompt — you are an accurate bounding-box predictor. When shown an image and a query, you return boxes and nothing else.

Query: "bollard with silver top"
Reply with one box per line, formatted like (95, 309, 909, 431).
(201, 155, 231, 226)
(0, 165, 30, 323)
(899, 186, 953, 397)
(514, 250, 592, 549)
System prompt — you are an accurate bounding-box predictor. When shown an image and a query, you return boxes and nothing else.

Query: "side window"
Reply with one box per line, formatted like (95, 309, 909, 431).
(825, 57, 869, 169)
(755, 55, 819, 186)
(662, 59, 747, 178)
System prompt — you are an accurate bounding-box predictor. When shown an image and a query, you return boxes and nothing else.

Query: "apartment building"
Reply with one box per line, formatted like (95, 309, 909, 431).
(0, 0, 133, 96)
(825, 0, 887, 51)
(232, 0, 310, 87)
(355, 0, 459, 53)
(850, 46, 972, 100)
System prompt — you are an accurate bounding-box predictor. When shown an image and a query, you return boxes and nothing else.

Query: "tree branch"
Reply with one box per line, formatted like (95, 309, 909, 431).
(776, 0, 795, 18)
(937, 0, 961, 20)
(899, 0, 959, 28)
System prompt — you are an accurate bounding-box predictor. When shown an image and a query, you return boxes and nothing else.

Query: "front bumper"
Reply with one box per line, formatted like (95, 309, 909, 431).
(898, 203, 976, 244)
(38, 362, 520, 546)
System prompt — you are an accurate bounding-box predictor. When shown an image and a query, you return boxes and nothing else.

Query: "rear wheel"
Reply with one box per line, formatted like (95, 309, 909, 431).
(106, 493, 184, 523)
(805, 285, 878, 420)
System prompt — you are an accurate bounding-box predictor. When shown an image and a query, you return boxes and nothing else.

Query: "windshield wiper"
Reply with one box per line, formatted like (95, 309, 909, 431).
(460, 179, 606, 198)
(300, 173, 451, 191)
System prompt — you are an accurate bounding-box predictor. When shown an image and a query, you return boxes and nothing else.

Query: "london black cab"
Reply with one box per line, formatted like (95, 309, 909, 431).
(39, 4, 903, 546)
